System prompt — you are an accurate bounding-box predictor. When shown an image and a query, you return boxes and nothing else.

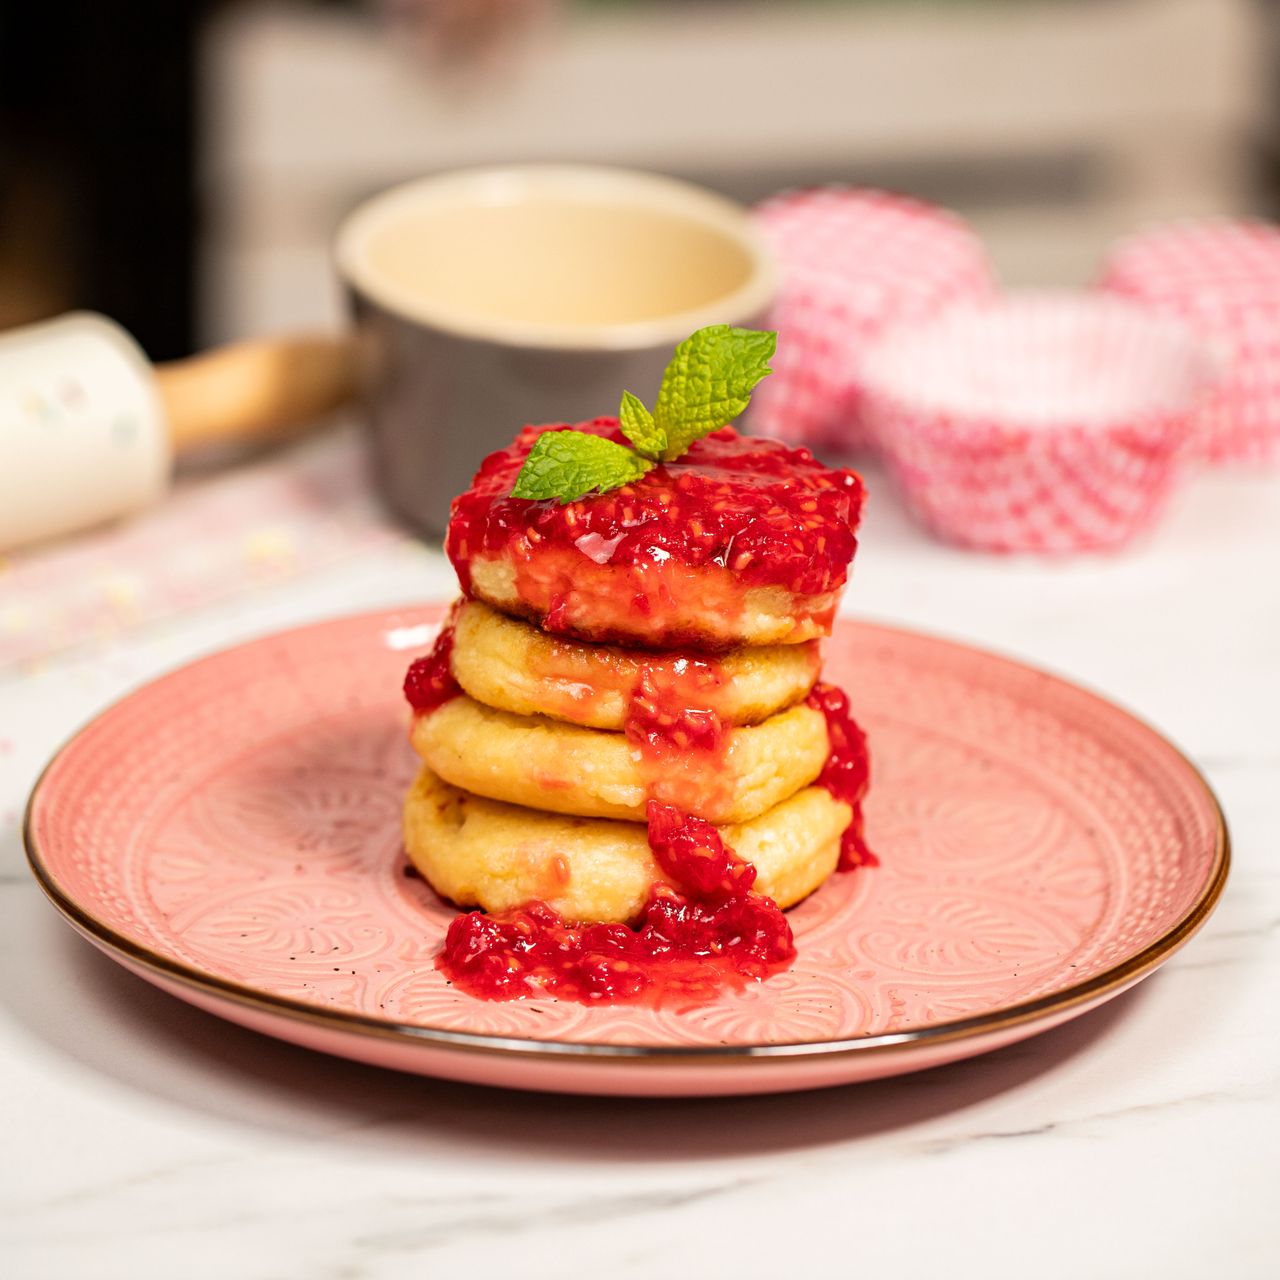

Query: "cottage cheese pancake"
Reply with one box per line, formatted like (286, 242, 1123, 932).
(404, 766, 850, 923)
(397, 325, 877, 1004)
(410, 694, 828, 824)
(449, 598, 821, 730)
(446, 422, 864, 649)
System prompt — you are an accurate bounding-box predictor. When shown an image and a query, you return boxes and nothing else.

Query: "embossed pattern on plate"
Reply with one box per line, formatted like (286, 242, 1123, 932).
(25, 608, 1227, 1095)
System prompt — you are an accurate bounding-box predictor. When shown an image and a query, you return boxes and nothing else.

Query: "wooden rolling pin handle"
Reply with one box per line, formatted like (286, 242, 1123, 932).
(155, 334, 359, 454)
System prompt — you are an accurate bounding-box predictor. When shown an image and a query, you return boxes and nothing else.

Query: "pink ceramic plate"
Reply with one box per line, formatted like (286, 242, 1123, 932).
(25, 607, 1227, 1097)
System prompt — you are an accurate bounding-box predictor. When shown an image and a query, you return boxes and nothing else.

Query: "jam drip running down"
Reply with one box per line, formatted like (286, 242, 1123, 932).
(625, 658, 728, 755)
(437, 802, 796, 1005)
(403, 613, 460, 715)
(446, 421, 864, 600)
(807, 682, 876, 869)
(624, 657, 731, 811)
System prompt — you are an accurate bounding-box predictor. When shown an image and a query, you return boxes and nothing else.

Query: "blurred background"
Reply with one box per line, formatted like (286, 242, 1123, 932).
(1, 0, 1275, 362)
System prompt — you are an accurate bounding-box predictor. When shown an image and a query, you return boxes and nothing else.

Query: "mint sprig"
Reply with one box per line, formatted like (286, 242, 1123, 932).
(617, 390, 665, 458)
(510, 325, 776, 503)
(510, 430, 652, 504)
(651, 325, 777, 461)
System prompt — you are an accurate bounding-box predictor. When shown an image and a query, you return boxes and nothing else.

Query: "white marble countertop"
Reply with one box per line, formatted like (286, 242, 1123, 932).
(2, 456, 1277, 1279)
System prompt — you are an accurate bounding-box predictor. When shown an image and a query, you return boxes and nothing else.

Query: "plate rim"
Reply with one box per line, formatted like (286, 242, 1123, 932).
(23, 606, 1231, 1069)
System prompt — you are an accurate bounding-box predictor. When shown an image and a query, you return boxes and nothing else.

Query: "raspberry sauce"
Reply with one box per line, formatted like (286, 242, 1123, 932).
(445, 421, 864, 648)
(806, 682, 876, 869)
(625, 659, 727, 754)
(403, 613, 460, 715)
(437, 802, 796, 1005)
(627, 659, 730, 814)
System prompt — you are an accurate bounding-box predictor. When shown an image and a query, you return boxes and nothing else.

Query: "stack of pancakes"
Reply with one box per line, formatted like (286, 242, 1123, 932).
(402, 422, 868, 925)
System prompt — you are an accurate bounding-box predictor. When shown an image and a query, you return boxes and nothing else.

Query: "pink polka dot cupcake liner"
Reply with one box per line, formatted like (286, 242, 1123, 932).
(1099, 218, 1280, 463)
(857, 293, 1222, 553)
(750, 187, 995, 454)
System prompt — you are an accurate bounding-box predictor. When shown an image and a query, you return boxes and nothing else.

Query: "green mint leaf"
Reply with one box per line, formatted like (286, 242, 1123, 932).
(617, 390, 666, 459)
(653, 325, 776, 461)
(510, 430, 652, 504)
(506, 325, 777, 504)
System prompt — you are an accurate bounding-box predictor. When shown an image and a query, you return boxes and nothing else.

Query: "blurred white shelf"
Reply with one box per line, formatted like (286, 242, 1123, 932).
(199, 0, 1264, 341)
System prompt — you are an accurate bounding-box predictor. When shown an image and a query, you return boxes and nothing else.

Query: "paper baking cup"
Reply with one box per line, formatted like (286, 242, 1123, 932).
(858, 293, 1220, 553)
(1099, 219, 1280, 463)
(750, 187, 995, 454)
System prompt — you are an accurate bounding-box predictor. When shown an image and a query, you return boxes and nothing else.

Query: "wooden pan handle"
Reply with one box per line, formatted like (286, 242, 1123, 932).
(154, 334, 358, 454)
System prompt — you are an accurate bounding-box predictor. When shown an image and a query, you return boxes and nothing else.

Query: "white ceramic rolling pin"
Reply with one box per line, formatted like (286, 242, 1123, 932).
(0, 313, 357, 552)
